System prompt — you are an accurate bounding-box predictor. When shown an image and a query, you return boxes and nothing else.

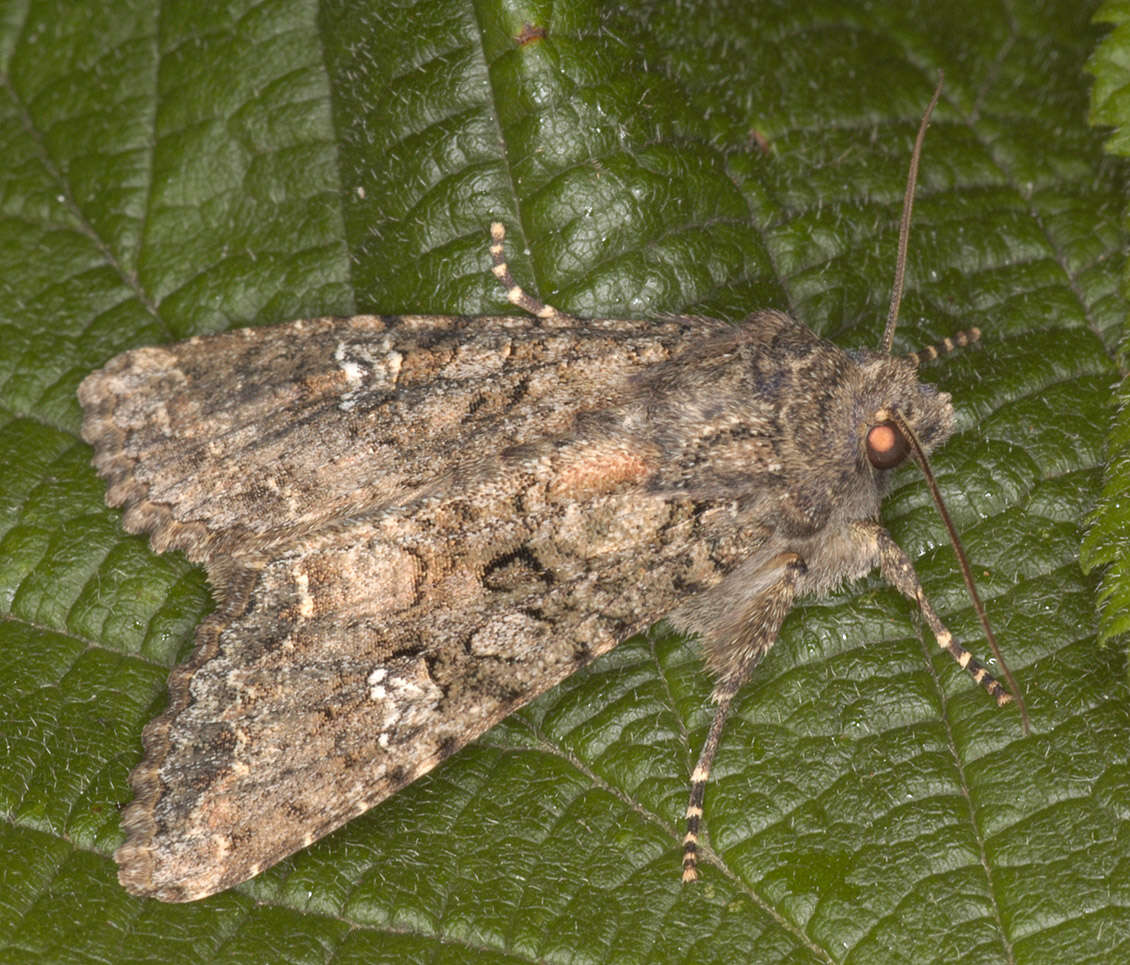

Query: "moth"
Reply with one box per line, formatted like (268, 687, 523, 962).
(79, 76, 1023, 902)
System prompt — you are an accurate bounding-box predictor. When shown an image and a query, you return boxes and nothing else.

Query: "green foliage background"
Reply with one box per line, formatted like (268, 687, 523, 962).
(2, 0, 1129, 962)
(1084, 0, 1130, 648)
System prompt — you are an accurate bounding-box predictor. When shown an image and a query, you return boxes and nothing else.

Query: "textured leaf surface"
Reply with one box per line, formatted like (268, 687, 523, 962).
(1083, 0, 1130, 652)
(2, 1, 1128, 963)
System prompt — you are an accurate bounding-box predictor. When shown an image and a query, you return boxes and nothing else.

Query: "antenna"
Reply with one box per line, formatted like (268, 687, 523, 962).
(879, 73, 1029, 732)
(881, 73, 944, 354)
(889, 411, 1031, 733)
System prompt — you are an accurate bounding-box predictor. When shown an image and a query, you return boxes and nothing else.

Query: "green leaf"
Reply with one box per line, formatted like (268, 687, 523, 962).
(2, 0, 1127, 962)
(1083, 0, 1130, 654)
(1088, 0, 1130, 157)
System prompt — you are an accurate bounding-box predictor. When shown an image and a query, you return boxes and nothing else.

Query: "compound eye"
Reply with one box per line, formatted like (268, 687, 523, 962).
(866, 420, 910, 470)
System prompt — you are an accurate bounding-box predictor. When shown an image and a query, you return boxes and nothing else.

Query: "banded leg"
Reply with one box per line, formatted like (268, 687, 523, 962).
(861, 521, 1012, 706)
(682, 691, 734, 882)
(488, 223, 580, 325)
(682, 553, 805, 883)
(904, 327, 981, 367)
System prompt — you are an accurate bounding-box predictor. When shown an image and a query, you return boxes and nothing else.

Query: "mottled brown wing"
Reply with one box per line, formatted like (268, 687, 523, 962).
(113, 423, 772, 901)
(79, 311, 758, 900)
(78, 313, 703, 564)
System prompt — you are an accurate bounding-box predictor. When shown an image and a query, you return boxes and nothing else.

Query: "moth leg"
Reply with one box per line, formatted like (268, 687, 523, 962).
(858, 521, 1012, 707)
(681, 552, 806, 883)
(488, 223, 581, 325)
(904, 327, 980, 366)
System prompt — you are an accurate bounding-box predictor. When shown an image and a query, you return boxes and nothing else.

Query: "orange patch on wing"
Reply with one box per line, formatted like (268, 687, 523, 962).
(548, 442, 653, 500)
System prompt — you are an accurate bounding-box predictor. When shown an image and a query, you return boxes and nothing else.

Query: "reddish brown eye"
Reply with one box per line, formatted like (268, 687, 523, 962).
(866, 420, 910, 469)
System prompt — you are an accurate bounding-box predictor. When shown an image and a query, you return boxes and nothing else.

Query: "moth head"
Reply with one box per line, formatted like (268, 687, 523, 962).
(864, 402, 942, 473)
(853, 351, 955, 471)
